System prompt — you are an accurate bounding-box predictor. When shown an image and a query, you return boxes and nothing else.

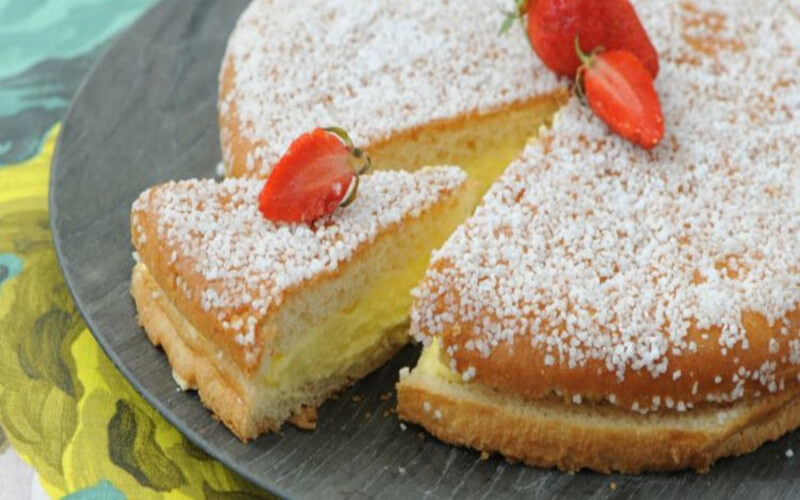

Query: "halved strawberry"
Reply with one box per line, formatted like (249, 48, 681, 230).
(259, 128, 370, 223)
(502, 0, 659, 79)
(576, 44, 664, 149)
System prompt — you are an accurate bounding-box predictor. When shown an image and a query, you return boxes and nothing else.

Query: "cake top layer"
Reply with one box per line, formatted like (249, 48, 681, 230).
(412, 0, 800, 409)
(131, 167, 466, 369)
(220, 0, 561, 177)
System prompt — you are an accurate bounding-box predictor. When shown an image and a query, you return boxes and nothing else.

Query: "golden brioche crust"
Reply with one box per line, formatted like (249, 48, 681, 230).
(397, 370, 800, 473)
(218, 58, 255, 179)
(219, 56, 569, 180)
(434, 293, 800, 411)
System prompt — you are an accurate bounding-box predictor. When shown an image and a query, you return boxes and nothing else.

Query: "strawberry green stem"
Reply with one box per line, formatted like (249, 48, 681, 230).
(324, 125, 372, 175)
(499, 0, 528, 35)
(339, 175, 359, 208)
(574, 35, 592, 66)
(573, 36, 589, 104)
(573, 35, 605, 103)
(325, 126, 371, 208)
(352, 147, 372, 175)
(324, 126, 355, 150)
(574, 35, 605, 66)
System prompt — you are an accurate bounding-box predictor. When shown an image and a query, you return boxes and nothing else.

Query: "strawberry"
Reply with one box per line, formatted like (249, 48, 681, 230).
(576, 44, 664, 149)
(502, 0, 659, 79)
(259, 127, 370, 223)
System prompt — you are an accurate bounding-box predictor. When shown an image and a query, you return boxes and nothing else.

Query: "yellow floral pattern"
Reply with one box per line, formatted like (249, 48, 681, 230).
(0, 127, 272, 498)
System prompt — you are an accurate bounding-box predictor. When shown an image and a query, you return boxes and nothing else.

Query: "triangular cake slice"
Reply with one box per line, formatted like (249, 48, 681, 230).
(130, 167, 478, 440)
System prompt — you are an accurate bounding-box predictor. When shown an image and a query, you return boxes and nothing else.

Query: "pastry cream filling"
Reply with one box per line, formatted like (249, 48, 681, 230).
(260, 187, 480, 390)
(460, 139, 529, 195)
(369, 96, 565, 195)
(416, 338, 462, 384)
(261, 262, 417, 389)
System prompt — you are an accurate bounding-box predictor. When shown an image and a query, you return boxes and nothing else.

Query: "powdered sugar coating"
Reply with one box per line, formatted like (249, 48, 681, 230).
(412, 0, 800, 403)
(131, 167, 466, 364)
(220, 0, 561, 177)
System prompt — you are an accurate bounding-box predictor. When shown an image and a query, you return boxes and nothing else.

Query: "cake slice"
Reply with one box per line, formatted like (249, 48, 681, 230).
(130, 167, 478, 440)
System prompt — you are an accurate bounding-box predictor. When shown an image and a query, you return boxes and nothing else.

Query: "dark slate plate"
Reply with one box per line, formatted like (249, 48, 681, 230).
(49, 1, 800, 498)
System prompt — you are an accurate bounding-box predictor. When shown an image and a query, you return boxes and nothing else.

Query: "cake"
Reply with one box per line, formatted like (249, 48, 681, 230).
(397, 0, 800, 473)
(217, 0, 568, 190)
(132, 0, 799, 467)
(130, 168, 479, 440)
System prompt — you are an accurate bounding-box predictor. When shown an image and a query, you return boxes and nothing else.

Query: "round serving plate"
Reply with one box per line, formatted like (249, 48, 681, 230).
(49, 1, 800, 498)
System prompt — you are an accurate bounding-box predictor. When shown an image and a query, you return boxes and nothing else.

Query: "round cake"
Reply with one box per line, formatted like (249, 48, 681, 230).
(218, 0, 800, 472)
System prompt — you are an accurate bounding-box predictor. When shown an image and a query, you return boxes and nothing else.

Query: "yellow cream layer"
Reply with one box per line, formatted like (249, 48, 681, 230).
(416, 338, 462, 384)
(262, 184, 480, 390)
(369, 95, 566, 195)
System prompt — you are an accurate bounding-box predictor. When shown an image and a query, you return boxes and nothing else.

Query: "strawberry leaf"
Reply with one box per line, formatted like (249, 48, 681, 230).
(498, 0, 528, 35)
(499, 13, 517, 35)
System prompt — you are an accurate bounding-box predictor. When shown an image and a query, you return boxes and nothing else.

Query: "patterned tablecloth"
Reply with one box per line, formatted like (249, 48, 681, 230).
(0, 2, 270, 498)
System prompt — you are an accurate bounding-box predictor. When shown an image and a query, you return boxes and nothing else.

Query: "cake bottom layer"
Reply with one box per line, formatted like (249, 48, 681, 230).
(131, 264, 406, 441)
(397, 343, 800, 473)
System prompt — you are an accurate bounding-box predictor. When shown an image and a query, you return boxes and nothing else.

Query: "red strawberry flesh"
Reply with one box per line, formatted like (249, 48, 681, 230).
(582, 50, 664, 149)
(527, 0, 659, 79)
(259, 128, 355, 223)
